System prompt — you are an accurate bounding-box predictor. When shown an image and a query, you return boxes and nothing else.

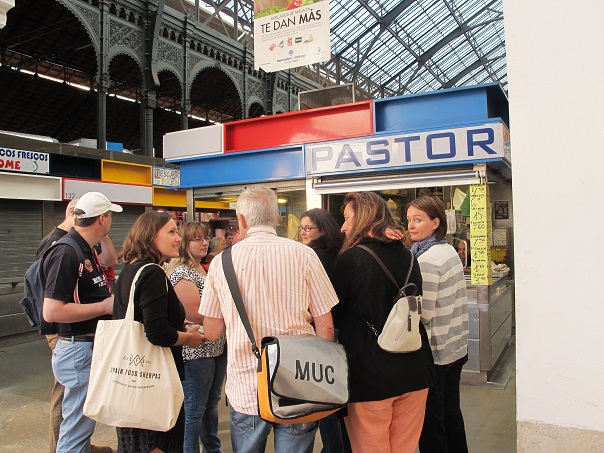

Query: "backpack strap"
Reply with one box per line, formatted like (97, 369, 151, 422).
(357, 245, 414, 290)
(355, 245, 416, 337)
(44, 236, 86, 303)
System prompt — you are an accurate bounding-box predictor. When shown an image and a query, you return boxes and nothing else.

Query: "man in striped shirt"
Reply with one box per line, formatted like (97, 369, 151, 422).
(200, 186, 339, 453)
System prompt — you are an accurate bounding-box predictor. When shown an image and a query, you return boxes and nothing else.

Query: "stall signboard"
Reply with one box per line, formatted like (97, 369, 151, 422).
(0, 147, 49, 174)
(470, 183, 493, 285)
(254, 0, 330, 72)
(63, 179, 152, 205)
(305, 122, 507, 176)
(153, 167, 180, 187)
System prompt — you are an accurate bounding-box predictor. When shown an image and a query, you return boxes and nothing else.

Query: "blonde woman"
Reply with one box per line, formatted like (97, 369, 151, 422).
(166, 222, 227, 453)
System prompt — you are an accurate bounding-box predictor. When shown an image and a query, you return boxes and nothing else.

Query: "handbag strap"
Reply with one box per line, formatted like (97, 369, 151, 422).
(125, 263, 165, 321)
(355, 245, 415, 337)
(221, 247, 261, 366)
(357, 245, 413, 290)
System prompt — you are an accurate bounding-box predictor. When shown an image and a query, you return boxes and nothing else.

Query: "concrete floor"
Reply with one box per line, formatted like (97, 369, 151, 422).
(0, 335, 516, 452)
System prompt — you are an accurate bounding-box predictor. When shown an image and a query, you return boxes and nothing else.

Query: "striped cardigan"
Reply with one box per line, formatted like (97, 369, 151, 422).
(418, 243, 469, 366)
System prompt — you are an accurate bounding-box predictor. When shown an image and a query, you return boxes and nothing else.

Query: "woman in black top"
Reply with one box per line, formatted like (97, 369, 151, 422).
(331, 192, 434, 453)
(113, 211, 204, 453)
(299, 208, 350, 453)
(298, 208, 344, 275)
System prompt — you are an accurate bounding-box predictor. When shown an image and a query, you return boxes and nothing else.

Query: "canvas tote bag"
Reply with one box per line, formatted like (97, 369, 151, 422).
(83, 263, 184, 431)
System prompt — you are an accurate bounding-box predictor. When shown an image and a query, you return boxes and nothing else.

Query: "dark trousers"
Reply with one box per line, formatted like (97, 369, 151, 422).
(305, 412, 352, 453)
(419, 355, 468, 453)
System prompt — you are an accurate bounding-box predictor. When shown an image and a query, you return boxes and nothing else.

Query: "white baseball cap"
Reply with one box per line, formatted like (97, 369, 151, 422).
(75, 192, 123, 218)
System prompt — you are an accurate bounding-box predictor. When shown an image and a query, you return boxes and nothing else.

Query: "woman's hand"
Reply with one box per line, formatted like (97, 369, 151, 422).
(385, 228, 405, 241)
(183, 324, 206, 348)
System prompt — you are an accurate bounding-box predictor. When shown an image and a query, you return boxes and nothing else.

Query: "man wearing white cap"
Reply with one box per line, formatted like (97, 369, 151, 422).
(36, 197, 118, 453)
(42, 192, 122, 453)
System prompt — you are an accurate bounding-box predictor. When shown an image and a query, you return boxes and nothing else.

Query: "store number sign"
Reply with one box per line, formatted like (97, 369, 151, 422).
(470, 184, 492, 285)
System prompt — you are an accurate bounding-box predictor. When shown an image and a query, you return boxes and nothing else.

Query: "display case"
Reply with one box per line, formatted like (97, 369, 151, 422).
(462, 277, 514, 383)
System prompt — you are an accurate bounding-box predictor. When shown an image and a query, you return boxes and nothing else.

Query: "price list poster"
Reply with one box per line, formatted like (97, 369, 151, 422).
(470, 183, 493, 285)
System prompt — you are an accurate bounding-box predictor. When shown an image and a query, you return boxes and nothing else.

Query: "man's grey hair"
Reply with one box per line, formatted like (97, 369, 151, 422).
(236, 186, 279, 228)
(65, 198, 79, 217)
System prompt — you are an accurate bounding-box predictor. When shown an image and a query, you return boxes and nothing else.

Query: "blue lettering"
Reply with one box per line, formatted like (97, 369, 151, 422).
(427, 133, 456, 159)
(335, 144, 361, 169)
(393, 136, 420, 162)
(366, 140, 390, 165)
(467, 128, 497, 156)
(0, 148, 16, 158)
(311, 146, 333, 172)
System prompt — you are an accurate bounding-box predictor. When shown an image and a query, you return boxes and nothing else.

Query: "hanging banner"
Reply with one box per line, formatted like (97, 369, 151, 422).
(254, 0, 330, 72)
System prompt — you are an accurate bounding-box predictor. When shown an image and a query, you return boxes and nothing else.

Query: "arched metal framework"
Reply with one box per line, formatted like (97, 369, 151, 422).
(0, 0, 506, 156)
(188, 0, 506, 97)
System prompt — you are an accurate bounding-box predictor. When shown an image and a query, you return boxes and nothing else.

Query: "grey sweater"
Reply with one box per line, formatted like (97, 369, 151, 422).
(418, 243, 469, 366)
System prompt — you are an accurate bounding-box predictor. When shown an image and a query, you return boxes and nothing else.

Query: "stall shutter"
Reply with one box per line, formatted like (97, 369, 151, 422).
(0, 199, 42, 286)
(312, 166, 485, 195)
(107, 205, 145, 251)
(105, 205, 145, 277)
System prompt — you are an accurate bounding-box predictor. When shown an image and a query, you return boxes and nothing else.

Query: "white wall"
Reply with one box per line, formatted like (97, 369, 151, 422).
(505, 0, 604, 432)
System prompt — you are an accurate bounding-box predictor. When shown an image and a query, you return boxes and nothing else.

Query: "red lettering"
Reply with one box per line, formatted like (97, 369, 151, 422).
(0, 159, 21, 169)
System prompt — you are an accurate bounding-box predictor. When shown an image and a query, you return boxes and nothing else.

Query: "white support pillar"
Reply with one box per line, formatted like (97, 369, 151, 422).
(305, 178, 322, 210)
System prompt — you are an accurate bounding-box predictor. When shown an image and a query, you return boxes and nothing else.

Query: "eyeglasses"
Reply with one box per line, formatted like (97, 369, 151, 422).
(191, 237, 209, 243)
(297, 226, 318, 233)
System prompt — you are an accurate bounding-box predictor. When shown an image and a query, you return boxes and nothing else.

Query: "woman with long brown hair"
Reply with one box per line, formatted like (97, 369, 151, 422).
(331, 192, 434, 453)
(113, 211, 204, 453)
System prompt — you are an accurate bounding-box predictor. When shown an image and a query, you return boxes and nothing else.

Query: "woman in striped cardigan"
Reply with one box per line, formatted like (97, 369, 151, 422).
(407, 195, 470, 453)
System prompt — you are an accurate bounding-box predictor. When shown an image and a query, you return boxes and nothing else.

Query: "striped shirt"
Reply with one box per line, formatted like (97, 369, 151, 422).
(199, 226, 339, 415)
(418, 243, 469, 366)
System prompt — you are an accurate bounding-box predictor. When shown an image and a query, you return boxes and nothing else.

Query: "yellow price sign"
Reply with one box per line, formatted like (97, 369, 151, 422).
(470, 183, 492, 285)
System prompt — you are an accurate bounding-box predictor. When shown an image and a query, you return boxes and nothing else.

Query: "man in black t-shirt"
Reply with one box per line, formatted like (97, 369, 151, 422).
(43, 192, 122, 453)
(37, 198, 118, 453)
(37, 198, 77, 453)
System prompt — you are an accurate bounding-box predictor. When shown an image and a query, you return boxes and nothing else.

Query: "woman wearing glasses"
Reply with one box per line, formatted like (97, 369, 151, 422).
(298, 208, 344, 277)
(166, 222, 227, 453)
(299, 209, 350, 453)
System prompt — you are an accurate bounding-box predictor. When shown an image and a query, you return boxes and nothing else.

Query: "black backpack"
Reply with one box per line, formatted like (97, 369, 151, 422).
(20, 237, 85, 335)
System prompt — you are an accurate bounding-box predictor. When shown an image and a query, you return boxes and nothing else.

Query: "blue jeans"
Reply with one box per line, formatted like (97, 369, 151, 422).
(52, 339, 95, 453)
(183, 352, 227, 453)
(229, 407, 318, 453)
